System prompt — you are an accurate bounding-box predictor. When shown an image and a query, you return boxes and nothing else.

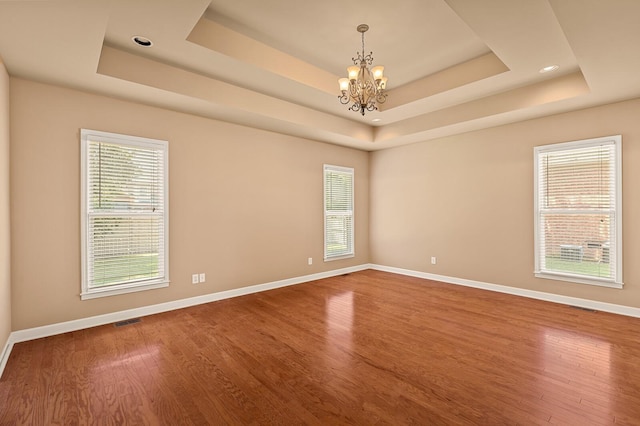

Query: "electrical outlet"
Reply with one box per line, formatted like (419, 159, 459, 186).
(192, 274, 199, 284)
(199, 273, 206, 283)
(431, 256, 437, 265)
(308, 257, 313, 265)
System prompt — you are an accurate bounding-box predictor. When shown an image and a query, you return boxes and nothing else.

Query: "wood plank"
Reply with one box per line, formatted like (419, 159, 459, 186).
(1, 270, 640, 424)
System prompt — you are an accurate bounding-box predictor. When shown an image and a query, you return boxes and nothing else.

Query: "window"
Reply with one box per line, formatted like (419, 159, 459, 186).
(81, 129, 169, 299)
(534, 135, 622, 288)
(324, 165, 354, 260)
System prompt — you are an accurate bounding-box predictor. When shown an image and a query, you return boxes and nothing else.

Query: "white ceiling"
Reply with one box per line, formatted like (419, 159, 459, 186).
(0, 0, 639, 151)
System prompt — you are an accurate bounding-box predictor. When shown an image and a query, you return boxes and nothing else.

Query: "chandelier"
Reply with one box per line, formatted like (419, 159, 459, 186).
(338, 24, 388, 116)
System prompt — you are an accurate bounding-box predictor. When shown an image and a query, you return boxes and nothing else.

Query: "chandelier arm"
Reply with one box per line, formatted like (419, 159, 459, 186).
(348, 81, 363, 103)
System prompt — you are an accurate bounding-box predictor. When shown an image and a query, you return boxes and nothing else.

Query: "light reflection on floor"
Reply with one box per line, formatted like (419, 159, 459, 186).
(91, 344, 160, 371)
(326, 291, 354, 353)
(541, 328, 612, 417)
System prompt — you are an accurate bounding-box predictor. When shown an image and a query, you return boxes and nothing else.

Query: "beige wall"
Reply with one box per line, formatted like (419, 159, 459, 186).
(0, 59, 11, 350)
(9, 74, 640, 331)
(371, 98, 640, 308)
(9, 78, 369, 330)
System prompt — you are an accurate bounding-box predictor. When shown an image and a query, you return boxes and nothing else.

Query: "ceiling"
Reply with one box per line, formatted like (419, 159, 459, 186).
(0, 0, 639, 151)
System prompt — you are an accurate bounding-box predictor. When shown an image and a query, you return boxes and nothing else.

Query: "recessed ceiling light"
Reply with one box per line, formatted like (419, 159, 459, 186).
(372, 118, 381, 122)
(539, 65, 559, 73)
(132, 36, 153, 47)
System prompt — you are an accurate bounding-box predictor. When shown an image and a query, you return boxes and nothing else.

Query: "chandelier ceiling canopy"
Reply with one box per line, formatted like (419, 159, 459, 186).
(338, 24, 388, 116)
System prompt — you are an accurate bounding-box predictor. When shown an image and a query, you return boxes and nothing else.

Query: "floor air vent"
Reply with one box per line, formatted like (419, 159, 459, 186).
(114, 318, 141, 327)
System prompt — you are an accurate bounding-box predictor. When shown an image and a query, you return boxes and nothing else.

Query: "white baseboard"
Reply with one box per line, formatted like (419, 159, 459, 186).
(0, 264, 368, 378)
(4, 263, 639, 379)
(0, 336, 13, 379)
(370, 264, 640, 318)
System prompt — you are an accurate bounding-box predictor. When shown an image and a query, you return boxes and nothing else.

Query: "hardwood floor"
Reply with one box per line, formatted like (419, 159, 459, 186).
(2, 270, 640, 425)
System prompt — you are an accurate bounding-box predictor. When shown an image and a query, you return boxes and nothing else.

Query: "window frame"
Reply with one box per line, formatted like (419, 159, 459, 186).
(533, 135, 622, 288)
(80, 129, 170, 300)
(323, 164, 355, 261)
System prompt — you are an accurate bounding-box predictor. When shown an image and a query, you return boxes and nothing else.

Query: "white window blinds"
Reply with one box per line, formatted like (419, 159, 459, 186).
(324, 165, 354, 260)
(534, 136, 622, 287)
(81, 129, 169, 299)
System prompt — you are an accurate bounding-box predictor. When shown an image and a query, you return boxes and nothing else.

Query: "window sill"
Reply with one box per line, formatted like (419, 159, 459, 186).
(81, 280, 170, 300)
(324, 254, 355, 262)
(535, 272, 623, 289)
